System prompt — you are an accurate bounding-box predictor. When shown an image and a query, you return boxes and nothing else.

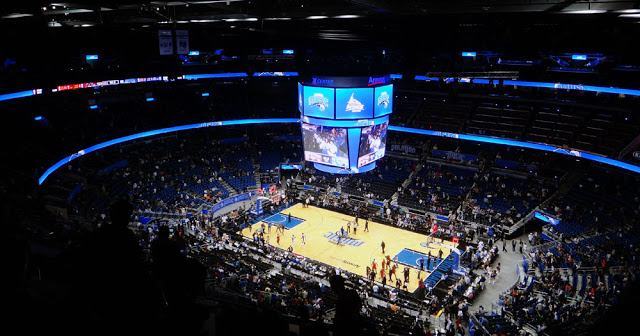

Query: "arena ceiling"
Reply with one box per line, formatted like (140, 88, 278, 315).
(1, 1, 639, 76)
(3, 1, 640, 27)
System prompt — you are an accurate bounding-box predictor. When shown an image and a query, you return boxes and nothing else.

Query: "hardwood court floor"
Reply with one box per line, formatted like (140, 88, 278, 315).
(241, 203, 457, 293)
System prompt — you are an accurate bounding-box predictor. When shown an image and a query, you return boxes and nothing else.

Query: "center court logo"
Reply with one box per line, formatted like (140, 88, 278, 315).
(308, 93, 329, 111)
(345, 93, 365, 113)
(377, 91, 390, 108)
(323, 231, 364, 247)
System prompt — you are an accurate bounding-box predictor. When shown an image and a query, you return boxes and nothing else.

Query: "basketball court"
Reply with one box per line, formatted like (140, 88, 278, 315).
(241, 203, 458, 292)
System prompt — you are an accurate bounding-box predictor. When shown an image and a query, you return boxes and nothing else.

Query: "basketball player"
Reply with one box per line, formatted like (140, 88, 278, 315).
(353, 221, 358, 234)
(346, 221, 351, 234)
(292, 234, 296, 248)
(364, 220, 369, 232)
(391, 263, 397, 281)
(302, 232, 306, 246)
(277, 233, 280, 245)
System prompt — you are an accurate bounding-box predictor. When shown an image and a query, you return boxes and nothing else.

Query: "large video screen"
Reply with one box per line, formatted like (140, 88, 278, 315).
(301, 123, 349, 168)
(298, 83, 304, 112)
(374, 84, 393, 117)
(357, 121, 388, 167)
(303, 86, 335, 119)
(335, 87, 374, 119)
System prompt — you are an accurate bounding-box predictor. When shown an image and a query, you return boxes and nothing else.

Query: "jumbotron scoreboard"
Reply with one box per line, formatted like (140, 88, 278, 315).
(298, 75, 393, 174)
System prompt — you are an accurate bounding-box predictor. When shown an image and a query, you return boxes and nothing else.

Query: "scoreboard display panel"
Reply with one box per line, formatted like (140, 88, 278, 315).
(335, 87, 374, 119)
(357, 121, 388, 167)
(298, 76, 393, 173)
(303, 86, 335, 119)
(374, 84, 393, 117)
(301, 123, 349, 168)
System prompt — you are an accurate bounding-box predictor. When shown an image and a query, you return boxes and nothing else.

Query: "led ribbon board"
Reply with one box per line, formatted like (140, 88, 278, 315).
(388, 125, 640, 174)
(253, 72, 299, 76)
(39, 121, 640, 185)
(38, 118, 298, 185)
(413, 76, 640, 97)
(502, 80, 640, 96)
(0, 89, 42, 102)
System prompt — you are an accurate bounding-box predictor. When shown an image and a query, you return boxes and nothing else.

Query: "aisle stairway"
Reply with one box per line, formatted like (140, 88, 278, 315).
(252, 149, 262, 190)
(392, 162, 422, 208)
(220, 179, 239, 196)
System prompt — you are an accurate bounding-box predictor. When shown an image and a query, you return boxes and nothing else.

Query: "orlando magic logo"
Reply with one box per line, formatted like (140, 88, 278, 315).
(552, 147, 581, 157)
(308, 93, 329, 111)
(69, 149, 86, 161)
(346, 93, 365, 113)
(377, 91, 390, 108)
(323, 231, 364, 247)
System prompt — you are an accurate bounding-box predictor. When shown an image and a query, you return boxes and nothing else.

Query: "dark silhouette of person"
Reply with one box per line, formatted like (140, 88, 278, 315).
(330, 274, 363, 335)
(62, 198, 164, 336)
(151, 225, 207, 335)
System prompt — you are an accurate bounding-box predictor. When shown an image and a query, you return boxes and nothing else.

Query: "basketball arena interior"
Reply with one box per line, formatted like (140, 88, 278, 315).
(3, 1, 640, 336)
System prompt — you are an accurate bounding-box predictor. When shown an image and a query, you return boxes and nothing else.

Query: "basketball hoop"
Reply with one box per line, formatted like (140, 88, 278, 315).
(420, 235, 435, 248)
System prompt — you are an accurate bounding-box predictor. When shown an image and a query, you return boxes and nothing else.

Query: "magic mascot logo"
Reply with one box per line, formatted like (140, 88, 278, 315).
(377, 91, 390, 108)
(323, 231, 364, 247)
(308, 93, 329, 111)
